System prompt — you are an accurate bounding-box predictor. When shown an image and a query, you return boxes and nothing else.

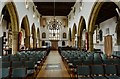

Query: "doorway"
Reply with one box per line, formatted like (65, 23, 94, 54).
(51, 40, 58, 50)
(62, 41, 65, 46)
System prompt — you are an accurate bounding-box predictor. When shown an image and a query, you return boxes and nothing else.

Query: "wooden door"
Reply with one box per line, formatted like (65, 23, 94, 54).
(51, 40, 58, 50)
(104, 35, 112, 56)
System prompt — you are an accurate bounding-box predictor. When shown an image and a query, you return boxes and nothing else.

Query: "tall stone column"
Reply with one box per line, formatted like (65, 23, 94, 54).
(25, 36, 30, 49)
(67, 40, 71, 46)
(12, 31, 19, 55)
(38, 39, 41, 48)
(78, 36, 82, 50)
(33, 37, 37, 49)
(72, 37, 75, 47)
(88, 32, 94, 52)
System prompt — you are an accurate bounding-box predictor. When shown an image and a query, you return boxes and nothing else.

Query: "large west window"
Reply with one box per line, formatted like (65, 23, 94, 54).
(48, 19, 61, 40)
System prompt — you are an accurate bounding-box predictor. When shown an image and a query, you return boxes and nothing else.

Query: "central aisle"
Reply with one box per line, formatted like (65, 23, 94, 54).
(36, 50, 70, 78)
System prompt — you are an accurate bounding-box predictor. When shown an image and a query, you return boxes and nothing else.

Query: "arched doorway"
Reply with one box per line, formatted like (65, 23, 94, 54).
(37, 28, 40, 48)
(31, 23, 36, 49)
(88, 2, 119, 56)
(77, 16, 86, 50)
(42, 41, 45, 46)
(62, 41, 65, 46)
(1, 2, 19, 54)
(20, 15, 30, 50)
(72, 23, 77, 47)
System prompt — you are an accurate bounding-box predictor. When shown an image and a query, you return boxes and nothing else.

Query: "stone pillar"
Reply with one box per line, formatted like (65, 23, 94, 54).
(78, 36, 82, 50)
(38, 39, 41, 48)
(33, 37, 37, 49)
(72, 38, 75, 47)
(37, 39, 41, 48)
(88, 32, 94, 52)
(24, 36, 30, 49)
(12, 31, 19, 55)
(68, 40, 71, 46)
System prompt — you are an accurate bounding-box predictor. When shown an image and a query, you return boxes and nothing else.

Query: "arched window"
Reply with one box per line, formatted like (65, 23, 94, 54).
(42, 32, 46, 38)
(63, 32, 67, 38)
(48, 19, 61, 40)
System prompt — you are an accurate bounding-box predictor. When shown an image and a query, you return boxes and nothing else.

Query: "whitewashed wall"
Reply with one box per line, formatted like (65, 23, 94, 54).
(93, 16, 120, 53)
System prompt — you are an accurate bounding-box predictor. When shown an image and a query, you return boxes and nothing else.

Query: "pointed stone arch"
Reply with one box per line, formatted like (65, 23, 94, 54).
(1, 2, 19, 54)
(5, 2, 19, 32)
(88, 2, 104, 52)
(77, 16, 86, 50)
(88, 1, 118, 52)
(20, 15, 30, 49)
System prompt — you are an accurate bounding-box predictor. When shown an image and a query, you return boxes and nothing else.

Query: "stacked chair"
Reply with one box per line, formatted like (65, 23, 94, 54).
(59, 47, 120, 79)
(2, 50, 49, 79)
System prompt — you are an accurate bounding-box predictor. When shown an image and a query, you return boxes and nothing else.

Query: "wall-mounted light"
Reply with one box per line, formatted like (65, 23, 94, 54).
(75, 34, 77, 37)
(35, 6, 37, 8)
(25, 0, 29, 9)
(33, 13, 35, 18)
(83, 29, 86, 32)
(80, 6, 82, 11)
(26, 4, 29, 9)
(71, 7, 74, 11)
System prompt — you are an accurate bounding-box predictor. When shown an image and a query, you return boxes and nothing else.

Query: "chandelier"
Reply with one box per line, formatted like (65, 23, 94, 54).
(48, 18, 62, 30)
(47, 0, 62, 30)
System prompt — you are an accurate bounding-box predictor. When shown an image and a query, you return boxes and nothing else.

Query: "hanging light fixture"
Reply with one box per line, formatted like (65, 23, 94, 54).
(47, 0, 62, 30)
(47, 0, 62, 40)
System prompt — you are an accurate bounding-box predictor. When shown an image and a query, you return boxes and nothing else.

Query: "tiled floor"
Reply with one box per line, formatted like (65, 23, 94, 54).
(36, 50, 70, 78)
